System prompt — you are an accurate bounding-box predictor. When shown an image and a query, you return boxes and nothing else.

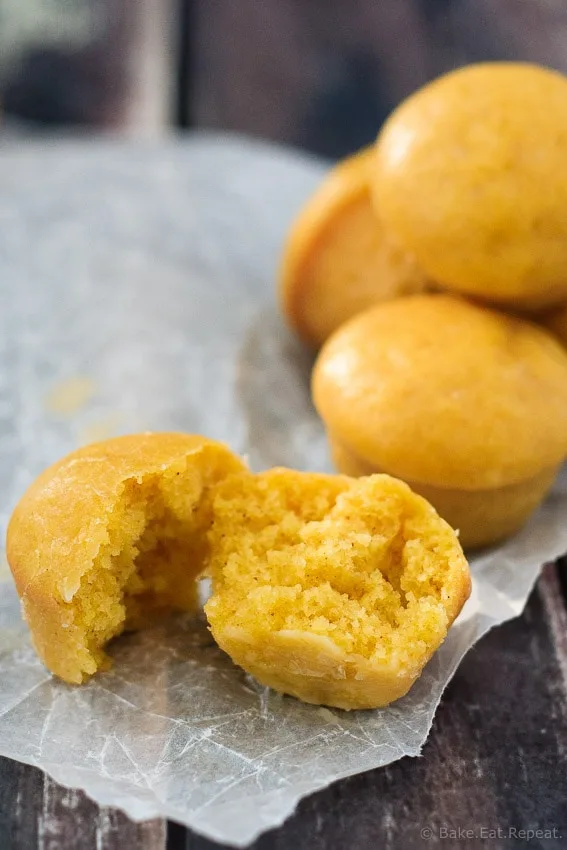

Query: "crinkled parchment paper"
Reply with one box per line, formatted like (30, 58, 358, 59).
(0, 135, 566, 846)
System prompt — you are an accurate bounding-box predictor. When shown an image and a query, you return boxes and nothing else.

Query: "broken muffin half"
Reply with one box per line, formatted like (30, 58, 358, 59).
(7, 433, 245, 683)
(205, 468, 471, 710)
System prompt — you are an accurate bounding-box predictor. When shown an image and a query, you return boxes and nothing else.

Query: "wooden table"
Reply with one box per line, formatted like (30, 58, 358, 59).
(0, 137, 566, 850)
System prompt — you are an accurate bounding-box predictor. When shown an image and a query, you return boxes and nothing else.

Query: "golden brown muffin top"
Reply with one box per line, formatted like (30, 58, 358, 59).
(7, 432, 243, 614)
(373, 62, 567, 308)
(312, 294, 567, 490)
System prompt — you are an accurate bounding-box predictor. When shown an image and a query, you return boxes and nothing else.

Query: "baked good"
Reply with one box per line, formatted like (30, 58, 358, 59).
(312, 294, 567, 548)
(6, 433, 245, 683)
(280, 146, 427, 348)
(8, 431, 471, 708)
(373, 63, 567, 310)
(205, 467, 470, 710)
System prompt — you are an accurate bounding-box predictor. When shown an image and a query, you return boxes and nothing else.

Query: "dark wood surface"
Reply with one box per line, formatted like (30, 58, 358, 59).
(2, 562, 565, 850)
(0, 760, 165, 850)
(192, 0, 567, 158)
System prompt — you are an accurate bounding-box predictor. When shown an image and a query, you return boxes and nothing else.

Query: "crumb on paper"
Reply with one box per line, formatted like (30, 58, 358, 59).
(317, 707, 341, 725)
(79, 413, 124, 446)
(45, 377, 95, 415)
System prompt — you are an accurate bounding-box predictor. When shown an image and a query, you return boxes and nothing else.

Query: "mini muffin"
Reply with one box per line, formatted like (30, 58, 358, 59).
(373, 63, 567, 310)
(312, 294, 567, 549)
(205, 468, 470, 710)
(280, 146, 428, 348)
(7, 433, 245, 683)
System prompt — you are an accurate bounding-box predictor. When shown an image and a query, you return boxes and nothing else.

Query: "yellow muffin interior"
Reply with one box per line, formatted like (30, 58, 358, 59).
(67, 460, 213, 678)
(206, 469, 468, 675)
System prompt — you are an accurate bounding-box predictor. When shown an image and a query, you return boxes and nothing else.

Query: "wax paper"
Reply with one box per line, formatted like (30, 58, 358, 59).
(0, 135, 565, 846)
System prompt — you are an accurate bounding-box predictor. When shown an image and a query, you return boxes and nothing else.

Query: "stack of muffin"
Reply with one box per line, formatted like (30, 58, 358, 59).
(280, 62, 567, 549)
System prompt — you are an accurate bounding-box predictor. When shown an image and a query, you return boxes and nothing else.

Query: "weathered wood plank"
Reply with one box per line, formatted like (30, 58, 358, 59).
(191, 0, 567, 157)
(0, 759, 166, 850)
(540, 560, 567, 689)
(186, 566, 567, 850)
(121, 0, 178, 136)
(0, 760, 42, 850)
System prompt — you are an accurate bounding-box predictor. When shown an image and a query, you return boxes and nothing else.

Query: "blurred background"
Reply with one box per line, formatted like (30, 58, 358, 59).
(1, 0, 567, 158)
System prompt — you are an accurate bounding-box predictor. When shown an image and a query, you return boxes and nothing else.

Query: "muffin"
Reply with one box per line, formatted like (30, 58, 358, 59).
(280, 146, 428, 348)
(6, 433, 245, 683)
(373, 63, 567, 310)
(312, 294, 567, 549)
(205, 467, 470, 710)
